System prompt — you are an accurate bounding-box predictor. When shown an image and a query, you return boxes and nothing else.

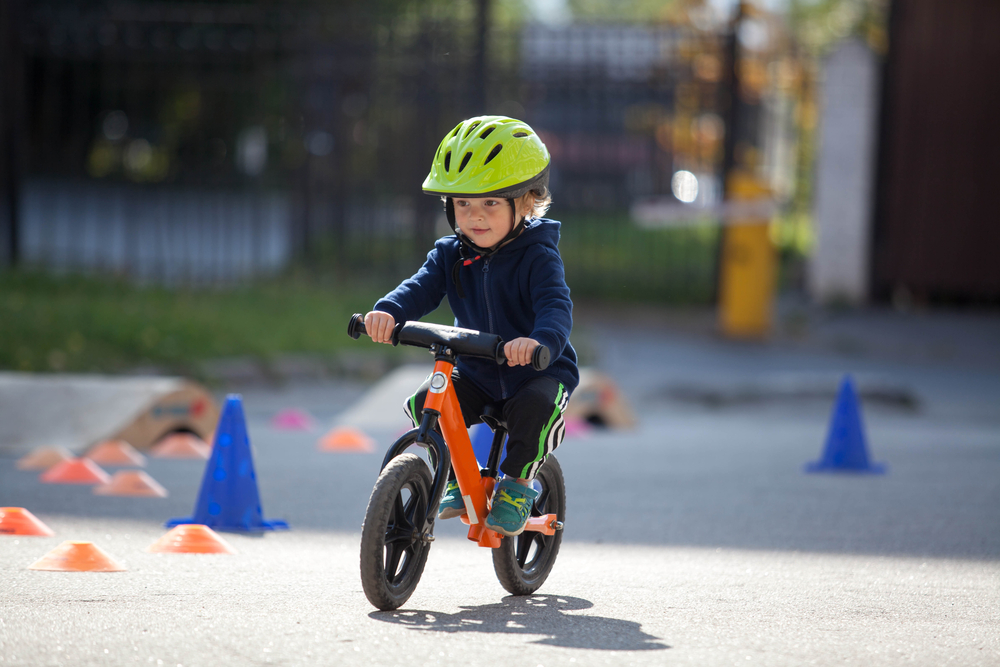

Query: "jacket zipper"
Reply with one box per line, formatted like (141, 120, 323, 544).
(482, 258, 508, 399)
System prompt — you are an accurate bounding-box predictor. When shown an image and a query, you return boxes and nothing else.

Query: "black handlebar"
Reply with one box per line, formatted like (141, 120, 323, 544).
(348, 313, 397, 344)
(348, 314, 550, 371)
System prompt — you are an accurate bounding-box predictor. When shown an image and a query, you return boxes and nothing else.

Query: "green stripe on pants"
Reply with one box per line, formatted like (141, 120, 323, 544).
(521, 382, 564, 479)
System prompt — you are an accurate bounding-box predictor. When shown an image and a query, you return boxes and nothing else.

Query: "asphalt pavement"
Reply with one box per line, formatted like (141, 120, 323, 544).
(2, 305, 998, 666)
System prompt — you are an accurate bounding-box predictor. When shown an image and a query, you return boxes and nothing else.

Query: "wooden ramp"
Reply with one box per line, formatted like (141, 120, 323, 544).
(0, 373, 218, 455)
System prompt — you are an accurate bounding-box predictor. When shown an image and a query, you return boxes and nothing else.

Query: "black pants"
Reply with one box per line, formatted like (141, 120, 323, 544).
(403, 370, 569, 480)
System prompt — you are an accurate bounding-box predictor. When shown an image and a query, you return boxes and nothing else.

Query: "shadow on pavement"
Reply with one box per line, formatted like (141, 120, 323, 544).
(369, 594, 670, 650)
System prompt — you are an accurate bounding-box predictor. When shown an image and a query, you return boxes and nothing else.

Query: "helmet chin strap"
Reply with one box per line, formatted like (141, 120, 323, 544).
(445, 197, 527, 298)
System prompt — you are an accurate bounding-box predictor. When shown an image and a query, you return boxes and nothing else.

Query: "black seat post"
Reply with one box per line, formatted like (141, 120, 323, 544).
(484, 424, 507, 479)
(481, 403, 508, 479)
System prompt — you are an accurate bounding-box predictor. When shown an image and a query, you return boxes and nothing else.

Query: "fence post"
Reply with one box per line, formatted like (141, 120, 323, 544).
(0, 0, 25, 267)
(473, 0, 490, 113)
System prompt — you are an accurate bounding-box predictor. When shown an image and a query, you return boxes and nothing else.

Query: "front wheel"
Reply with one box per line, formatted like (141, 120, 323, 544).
(360, 453, 434, 610)
(492, 455, 566, 596)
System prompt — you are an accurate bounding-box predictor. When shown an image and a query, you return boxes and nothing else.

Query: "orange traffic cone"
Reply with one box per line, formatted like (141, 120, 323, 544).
(150, 432, 211, 459)
(146, 524, 237, 554)
(85, 440, 146, 467)
(16, 447, 74, 471)
(318, 427, 375, 453)
(28, 541, 126, 572)
(39, 458, 111, 485)
(0, 507, 56, 536)
(94, 471, 168, 498)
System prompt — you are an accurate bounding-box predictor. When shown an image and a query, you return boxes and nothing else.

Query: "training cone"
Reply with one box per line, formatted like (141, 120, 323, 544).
(0, 507, 56, 537)
(16, 446, 74, 471)
(40, 458, 112, 485)
(470, 422, 505, 467)
(28, 541, 126, 572)
(166, 395, 288, 532)
(271, 408, 317, 431)
(318, 427, 375, 453)
(85, 440, 146, 467)
(806, 375, 887, 474)
(94, 470, 168, 497)
(150, 432, 211, 459)
(564, 415, 593, 438)
(147, 524, 237, 554)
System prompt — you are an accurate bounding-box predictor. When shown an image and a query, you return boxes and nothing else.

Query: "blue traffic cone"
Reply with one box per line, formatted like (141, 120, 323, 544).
(166, 395, 289, 531)
(805, 375, 886, 474)
(470, 422, 506, 469)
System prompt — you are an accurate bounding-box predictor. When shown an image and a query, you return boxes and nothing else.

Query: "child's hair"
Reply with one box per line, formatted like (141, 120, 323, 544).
(442, 187, 553, 220)
(516, 187, 552, 219)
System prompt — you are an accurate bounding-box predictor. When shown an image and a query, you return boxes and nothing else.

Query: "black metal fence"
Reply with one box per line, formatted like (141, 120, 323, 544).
(0, 1, 786, 302)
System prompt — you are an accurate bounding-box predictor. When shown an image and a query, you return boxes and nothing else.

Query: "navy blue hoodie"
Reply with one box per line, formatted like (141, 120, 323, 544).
(374, 218, 579, 399)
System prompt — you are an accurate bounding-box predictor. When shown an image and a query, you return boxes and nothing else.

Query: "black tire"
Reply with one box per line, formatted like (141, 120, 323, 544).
(360, 453, 434, 611)
(492, 455, 566, 596)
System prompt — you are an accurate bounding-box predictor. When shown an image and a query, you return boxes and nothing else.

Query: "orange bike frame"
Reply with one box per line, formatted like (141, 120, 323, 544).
(421, 358, 559, 548)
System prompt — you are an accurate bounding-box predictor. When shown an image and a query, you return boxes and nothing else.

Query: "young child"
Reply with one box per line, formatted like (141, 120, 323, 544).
(363, 115, 579, 537)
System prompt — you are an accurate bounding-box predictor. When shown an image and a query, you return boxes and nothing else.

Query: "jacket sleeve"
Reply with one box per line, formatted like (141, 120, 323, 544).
(373, 244, 448, 324)
(526, 246, 573, 358)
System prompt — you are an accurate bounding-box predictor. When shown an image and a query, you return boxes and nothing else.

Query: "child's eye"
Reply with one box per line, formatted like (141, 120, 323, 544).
(455, 200, 469, 207)
(484, 199, 500, 206)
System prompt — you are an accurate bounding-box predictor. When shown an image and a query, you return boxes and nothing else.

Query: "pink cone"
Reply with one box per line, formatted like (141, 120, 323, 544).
(270, 408, 317, 431)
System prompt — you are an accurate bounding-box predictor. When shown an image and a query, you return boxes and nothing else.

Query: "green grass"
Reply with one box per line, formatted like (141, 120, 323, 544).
(316, 211, 721, 303)
(559, 212, 719, 303)
(0, 270, 451, 377)
(0, 214, 719, 376)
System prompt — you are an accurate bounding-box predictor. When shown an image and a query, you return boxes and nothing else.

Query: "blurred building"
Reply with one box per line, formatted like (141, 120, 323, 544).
(811, 0, 1000, 305)
(8, 1, 993, 308)
(810, 38, 880, 305)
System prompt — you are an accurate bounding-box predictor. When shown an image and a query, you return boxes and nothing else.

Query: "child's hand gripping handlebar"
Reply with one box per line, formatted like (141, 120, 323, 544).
(347, 314, 550, 371)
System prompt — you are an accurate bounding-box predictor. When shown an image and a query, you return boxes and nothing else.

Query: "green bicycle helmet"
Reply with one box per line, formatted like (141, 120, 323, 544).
(424, 116, 552, 299)
(422, 116, 550, 199)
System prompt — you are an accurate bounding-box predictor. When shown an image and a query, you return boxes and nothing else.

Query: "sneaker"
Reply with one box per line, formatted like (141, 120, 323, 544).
(485, 478, 540, 537)
(438, 479, 467, 520)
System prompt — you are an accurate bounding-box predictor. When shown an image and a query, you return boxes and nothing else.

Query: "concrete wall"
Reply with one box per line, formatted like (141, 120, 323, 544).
(809, 38, 881, 305)
(18, 180, 292, 285)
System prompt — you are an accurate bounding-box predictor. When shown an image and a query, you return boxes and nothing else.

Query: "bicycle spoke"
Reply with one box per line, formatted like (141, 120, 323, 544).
(393, 493, 408, 524)
(535, 486, 550, 515)
(403, 489, 423, 527)
(384, 541, 404, 579)
(515, 532, 535, 568)
(384, 520, 412, 546)
(385, 490, 417, 546)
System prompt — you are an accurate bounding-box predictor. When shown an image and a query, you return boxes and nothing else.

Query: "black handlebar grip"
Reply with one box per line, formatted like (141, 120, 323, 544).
(532, 345, 551, 371)
(348, 313, 366, 339)
(494, 342, 506, 366)
(348, 313, 401, 346)
(495, 343, 550, 370)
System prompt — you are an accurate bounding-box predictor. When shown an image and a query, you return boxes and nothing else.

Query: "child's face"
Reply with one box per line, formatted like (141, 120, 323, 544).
(453, 197, 516, 249)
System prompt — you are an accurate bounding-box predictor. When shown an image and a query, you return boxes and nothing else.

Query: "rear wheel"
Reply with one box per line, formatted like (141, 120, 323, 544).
(492, 455, 565, 595)
(360, 453, 434, 610)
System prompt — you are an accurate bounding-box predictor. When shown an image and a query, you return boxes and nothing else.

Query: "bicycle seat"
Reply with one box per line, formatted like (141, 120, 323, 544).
(480, 403, 508, 433)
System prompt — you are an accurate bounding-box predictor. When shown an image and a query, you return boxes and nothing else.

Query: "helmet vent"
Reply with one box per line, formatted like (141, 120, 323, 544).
(512, 131, 529, 138)
(458, 152, 472, 172)
(464, 121, 482, 138)
(444, 151, 451, 171)
(484, 143, 503, 165)
(479, 126, 495, 140)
